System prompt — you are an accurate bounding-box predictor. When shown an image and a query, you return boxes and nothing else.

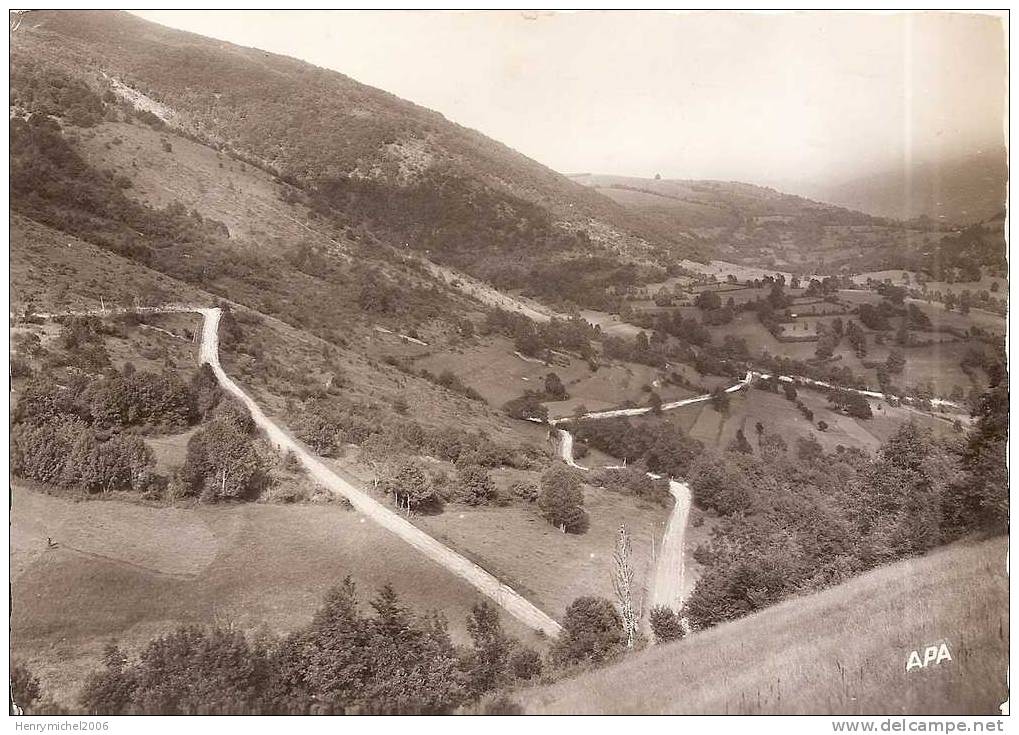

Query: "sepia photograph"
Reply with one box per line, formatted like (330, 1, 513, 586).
(6, 7, 1009, 724)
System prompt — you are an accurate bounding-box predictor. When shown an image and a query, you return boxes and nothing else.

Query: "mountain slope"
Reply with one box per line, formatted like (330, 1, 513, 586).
(520, 536, 1007, 715)
(12, 10, 700, 273)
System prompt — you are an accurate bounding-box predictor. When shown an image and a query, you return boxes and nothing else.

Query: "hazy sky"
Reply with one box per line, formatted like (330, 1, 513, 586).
(132, 10, 1006, 190)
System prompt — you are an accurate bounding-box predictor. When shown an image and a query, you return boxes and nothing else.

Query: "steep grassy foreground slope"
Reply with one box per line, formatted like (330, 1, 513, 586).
(521, 536, 1007, 715)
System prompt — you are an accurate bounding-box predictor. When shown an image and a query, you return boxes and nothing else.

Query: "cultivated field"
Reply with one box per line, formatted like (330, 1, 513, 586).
(520, 536, 1008, 715)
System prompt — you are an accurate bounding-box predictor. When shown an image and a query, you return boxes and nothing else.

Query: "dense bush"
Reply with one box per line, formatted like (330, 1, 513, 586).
(649, 606, 685, 643)
(550, 597, 624, 667)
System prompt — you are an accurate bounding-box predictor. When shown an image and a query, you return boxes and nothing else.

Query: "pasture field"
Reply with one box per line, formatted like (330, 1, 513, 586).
(519, 536, 1008, 715)
(145, 428, 198, 474)
(413, 336, 696, 417)
(643, 385, 956, 456)
(414, 489, 669, 623)
(11, 484, 539, 708)
(323, 450, 671, 623)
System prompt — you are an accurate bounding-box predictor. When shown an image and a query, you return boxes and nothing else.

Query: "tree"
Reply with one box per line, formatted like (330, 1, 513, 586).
(510, 648, 542, 681)
(464, 602, 512, 697)
(537, 464, 587, 533)
(649, 606, 685, 643)
(648, 390, 663, 415)
(612, 525, 639, 648)
(455, 464, 496, 506)
(728, 428, 753, 454)
(379, 459, 438, 512)
(543, 372, 568, 401)
(10, 660, 41, 713)
(694, 290, 722, 311)
(710, 387, 730, 414)
(551, 597, 624, 667)
(942, 383, 1008, 535)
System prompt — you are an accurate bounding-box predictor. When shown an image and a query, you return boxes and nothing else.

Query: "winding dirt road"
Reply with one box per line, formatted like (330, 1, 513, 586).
(26, 305, 563, 638)
(554, 427, 692, 612)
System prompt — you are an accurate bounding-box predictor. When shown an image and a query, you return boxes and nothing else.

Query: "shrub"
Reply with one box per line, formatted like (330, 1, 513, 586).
(510, 480, 539, 502)
(649, 606, 685, 643)
(10, 660, 41, 713)
(551, 597, 624, 667)
(455, 465, 497, 506)
(510, 647, 543, 681)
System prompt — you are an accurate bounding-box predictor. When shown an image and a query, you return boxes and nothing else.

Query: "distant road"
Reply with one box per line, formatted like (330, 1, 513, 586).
(24, 305, 564, 638)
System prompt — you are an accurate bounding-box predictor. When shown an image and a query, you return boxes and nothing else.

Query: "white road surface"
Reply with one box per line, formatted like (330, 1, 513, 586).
(28, 305, 563, 638)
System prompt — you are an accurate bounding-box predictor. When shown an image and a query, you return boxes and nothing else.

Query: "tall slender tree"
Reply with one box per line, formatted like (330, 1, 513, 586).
(612, 524, 639, 648)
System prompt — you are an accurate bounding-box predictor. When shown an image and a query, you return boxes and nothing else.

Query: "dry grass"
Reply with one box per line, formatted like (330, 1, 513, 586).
(519, 536, 1008, 715)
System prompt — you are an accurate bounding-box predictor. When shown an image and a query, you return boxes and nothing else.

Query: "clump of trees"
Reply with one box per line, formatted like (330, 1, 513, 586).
(592, 467, 671, 505)
(176, 401, 268, 501)
(11, 360, 234, 497)
(77, 582, 544, 715)
(538, 464, 588, 533)
(828, 388, 873, 419)
(573, 416, 703, 480)
(685, 381, 1007, 629)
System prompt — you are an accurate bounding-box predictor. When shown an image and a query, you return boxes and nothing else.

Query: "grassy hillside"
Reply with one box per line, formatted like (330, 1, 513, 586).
(520, 536, 1007, 715)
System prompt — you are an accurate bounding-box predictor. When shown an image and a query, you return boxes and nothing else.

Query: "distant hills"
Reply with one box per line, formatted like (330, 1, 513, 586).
(570, 170, 1007, 275)
(800, 149, 1007, 225)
